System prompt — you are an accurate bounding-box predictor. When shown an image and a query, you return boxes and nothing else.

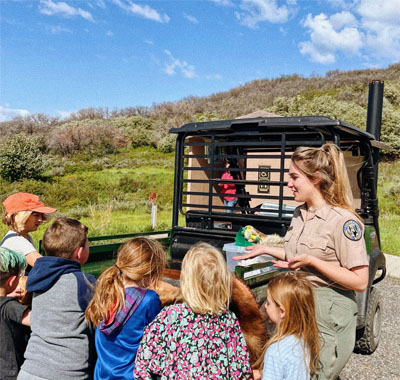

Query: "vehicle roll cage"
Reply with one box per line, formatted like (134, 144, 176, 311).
(170, 116, 380, 240)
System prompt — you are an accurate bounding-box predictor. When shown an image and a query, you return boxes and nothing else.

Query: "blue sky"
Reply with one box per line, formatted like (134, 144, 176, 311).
(1, 0, 399, 121)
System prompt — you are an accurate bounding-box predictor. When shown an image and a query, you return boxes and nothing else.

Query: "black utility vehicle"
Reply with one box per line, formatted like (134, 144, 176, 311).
(166, 80, 387, 354)
(79, 80, 387, 355)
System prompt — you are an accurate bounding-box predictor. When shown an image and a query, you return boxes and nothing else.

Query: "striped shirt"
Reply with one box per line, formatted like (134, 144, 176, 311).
(262, 335, 309, 380)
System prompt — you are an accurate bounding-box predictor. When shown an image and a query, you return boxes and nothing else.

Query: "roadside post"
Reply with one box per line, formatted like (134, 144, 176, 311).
(149, 192, 157, 229)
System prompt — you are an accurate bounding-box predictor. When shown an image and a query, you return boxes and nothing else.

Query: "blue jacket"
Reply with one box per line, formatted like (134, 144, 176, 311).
(94, 289, 161, 380)
(22, 256, 96, 380)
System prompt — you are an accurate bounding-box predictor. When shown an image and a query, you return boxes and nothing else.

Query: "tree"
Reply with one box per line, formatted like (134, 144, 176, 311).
(0, 134, 48, 182)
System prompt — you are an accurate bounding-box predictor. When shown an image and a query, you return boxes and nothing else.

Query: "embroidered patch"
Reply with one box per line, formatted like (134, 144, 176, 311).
(343, 220, 362, 241)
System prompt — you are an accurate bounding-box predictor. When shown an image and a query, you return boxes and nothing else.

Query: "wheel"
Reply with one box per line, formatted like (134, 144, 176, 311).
(354, 287, 382, 354)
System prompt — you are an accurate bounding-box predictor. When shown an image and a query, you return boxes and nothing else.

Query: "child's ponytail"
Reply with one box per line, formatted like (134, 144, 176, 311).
(85, 237, 166, 326)
(85, 265, 125, 326)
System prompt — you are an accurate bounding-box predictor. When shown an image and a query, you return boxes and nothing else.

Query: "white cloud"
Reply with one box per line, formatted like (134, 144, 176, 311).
(163, 50, 197, 79)
(299, 41, 336, 64)
(184, 13, 199, 24)
(94, 0, 106, 9)
(106, 30, 113, 36)
(44, 24, 72, 34)
(205, 74, 223, 80)
(326, 0, 354, 10)
(235, 0, 294, 28)
(57, 110, 72, 119)
(357, 0, 400, 60)
(300, 0, 400, 64)
(210, 0, 234, 6)
(299, 12, 363, 64)
(112, 0, 170, 23)
(144, 39, 154, 45)
(0, 105, 29, 122)
(357, 0, 400, 23)
(39, 0, 94, 22)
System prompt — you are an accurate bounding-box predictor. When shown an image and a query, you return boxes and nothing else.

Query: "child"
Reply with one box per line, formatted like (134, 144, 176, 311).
(18, 217, 96, 380)
(0, 247, 31, 380)
(134, 242, 252, 379)
(1, 192, 56, 267)
(85, 237, 166, 380)
(254, 272, 320, 380)
(218, 160, 238, 213)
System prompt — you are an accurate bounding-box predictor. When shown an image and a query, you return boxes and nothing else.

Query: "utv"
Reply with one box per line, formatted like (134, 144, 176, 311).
(78, 81, 387, 355)
(165, 80, 387, 355)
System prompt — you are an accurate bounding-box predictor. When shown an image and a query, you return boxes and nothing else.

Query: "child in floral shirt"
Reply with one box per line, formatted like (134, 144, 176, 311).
(134, 242, 251, 379)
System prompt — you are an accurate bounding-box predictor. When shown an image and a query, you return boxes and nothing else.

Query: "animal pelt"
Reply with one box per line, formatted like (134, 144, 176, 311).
(17, 275, 32, 306)
(151, 276, 268, 367)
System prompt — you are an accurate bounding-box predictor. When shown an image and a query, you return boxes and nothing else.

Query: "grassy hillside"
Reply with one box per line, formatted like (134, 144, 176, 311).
(0, 64, 399, 255)
(1, 63, 400, 156)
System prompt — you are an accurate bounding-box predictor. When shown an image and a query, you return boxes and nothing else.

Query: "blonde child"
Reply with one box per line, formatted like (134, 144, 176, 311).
(254, 272, 320, 380)
(85, 237, 166, 380)
(0, 248, 31, 380)
(134, 242, 251, 380)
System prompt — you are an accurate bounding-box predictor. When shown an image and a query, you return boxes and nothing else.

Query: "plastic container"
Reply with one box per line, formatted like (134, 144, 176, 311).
(223, 242, 275, 273)
(223, 243, 247, 272)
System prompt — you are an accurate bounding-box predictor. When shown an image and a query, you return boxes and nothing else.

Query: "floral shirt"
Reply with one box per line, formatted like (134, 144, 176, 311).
(134, 303, 251, 379)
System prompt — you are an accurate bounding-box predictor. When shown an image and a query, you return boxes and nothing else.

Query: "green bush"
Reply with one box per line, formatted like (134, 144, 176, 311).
(156, 134, 176, 153)
(0, 134, 49, 182)
(112, 116, 156, 147)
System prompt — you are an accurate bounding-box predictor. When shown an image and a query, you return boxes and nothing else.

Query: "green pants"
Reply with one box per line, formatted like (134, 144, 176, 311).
(313, 287, 357, 380)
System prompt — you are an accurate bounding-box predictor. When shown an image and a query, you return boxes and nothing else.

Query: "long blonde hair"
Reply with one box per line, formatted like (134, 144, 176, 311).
(180, 242, 232, 315)
(291, 143, 358, 218)
(254, 272, 320, 375)
(85, 237, 166, 326)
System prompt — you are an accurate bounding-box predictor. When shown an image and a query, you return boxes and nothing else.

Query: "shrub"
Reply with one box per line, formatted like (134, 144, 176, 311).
(119, 176, 141, 193)
(112, 116, 156, 147)
(0, 134, 49, 182)
(91, 157, 113, 170)
(49, 120, 127, 156)
(156, 134, 176, 153)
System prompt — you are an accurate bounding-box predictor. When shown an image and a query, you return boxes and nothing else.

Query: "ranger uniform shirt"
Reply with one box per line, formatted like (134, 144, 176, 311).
(284, 203, 369, 288)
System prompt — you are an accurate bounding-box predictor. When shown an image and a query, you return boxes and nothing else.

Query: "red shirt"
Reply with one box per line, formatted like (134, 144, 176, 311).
(221, 171, 237, 201)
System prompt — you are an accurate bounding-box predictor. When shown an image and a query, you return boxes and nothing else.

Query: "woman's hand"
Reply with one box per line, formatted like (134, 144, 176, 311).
(233, 244, 286, 261)
(275, 254, 369, 292)
(232, 244, 267, 261)
(272, 254, 312, 269)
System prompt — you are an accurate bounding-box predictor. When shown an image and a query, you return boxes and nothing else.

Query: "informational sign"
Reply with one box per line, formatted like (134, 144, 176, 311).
(258, 165, 271, 193)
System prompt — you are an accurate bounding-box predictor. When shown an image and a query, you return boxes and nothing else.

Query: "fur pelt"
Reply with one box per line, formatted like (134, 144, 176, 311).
(17, 275, 32, 306)
(151, 276, 267, 367)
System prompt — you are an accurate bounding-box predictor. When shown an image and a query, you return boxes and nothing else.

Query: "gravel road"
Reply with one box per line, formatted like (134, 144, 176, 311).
(340, 277, 400, 380)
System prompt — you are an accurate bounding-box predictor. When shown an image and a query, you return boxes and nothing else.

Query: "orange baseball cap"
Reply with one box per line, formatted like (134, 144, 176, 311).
(3, 193, 56, 215)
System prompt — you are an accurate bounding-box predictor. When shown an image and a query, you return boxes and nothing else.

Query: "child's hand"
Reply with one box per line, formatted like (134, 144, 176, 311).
(252, 369, 262, 380)
(7, 287, 23, 299)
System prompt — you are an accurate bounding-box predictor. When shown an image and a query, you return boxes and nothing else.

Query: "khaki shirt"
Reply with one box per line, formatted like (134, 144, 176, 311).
(284, 203, 369, 288)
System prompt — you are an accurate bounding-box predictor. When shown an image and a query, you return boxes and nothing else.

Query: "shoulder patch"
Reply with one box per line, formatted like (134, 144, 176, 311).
(343, 220, 362, 241)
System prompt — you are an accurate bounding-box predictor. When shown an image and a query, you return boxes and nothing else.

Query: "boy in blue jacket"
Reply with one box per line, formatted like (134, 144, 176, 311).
(18, 218, 96, 380)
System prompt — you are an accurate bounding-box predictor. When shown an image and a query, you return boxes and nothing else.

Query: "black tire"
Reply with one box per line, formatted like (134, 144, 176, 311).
(354, 287, 382, 354)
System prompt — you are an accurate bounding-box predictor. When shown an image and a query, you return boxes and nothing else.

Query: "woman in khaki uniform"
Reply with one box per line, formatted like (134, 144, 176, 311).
(237, 143, 369, 380)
